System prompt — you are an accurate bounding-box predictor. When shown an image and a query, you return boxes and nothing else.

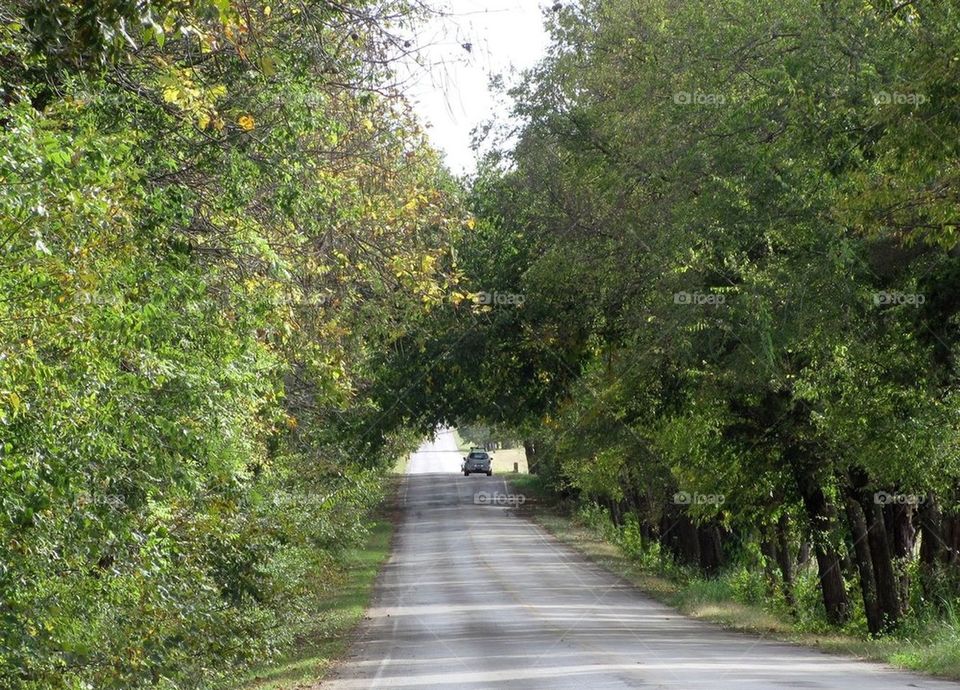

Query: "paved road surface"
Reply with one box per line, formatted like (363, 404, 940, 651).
(322, 429, 956, 689)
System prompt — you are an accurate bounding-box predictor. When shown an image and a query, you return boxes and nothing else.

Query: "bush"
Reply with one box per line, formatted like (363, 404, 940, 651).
(618, 513, 645, 560)
(729, 567, 769, 606)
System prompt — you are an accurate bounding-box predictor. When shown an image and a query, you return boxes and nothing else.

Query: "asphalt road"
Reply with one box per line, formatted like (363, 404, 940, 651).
(322, 429, 957, 689)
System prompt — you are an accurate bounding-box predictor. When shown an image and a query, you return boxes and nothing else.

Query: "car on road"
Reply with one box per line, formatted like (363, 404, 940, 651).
(462, 449, 492, 476)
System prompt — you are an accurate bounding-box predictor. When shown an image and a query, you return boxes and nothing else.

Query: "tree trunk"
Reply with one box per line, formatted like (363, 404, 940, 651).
(610, 498, 622, 526)
(944, 512, 960, 566)
(861, 497, 902, 630)
(660, 507, 700, 567)
(919, 495, 944, 565)
(522, 439, 538, 474)
(813, 539, 849, 626)
(885, 502, 916, 613)
(676, 516, 700, 567)
(790, 453, 849, 625)
(697, 525, 723, 574)
(761, 534, 780, 594)
(797, 541, 811, 569)
(918, 495, 945, 603)
(844, 495, 882, 634)
(775, 514, 797, 610)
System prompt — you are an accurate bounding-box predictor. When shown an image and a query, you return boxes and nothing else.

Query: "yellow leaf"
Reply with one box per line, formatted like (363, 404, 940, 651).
(264, 5, 272, 15)
(259, 54, 276, 76)
(162, 88, 179, 103)
(361, 117, 374, 132)
(465, 217, 476, 230)
(238, 114, 255, 131)
(198, 112, 211, 129)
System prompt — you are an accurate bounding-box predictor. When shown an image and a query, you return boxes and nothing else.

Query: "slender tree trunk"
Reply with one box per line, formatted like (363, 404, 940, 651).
(918, 495, 945, 603)
(813, 539, 849, 625)
(790, 453, 849, 625)
(761, 534, 780, 594)
(797, 541, 811, 569)
(775, 514, 797, 610)
(844, 495, 882, 634)
(886, 502, 916, 613)
(661, 506, 701, 567)
(659, 505, 680, 561)
(697, 524, 723, 574)
(522, 439, 538, 474)
(610, 498, 622, 526)
(919, 495, 944, 564)
(641, 507, 655, 547)
(861, 497, 901, 630)
(944, 512, 960, 566)
(677, 515, 701, 566)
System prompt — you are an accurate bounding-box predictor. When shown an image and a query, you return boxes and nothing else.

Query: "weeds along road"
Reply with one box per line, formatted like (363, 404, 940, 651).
(321, 429, 956, 689)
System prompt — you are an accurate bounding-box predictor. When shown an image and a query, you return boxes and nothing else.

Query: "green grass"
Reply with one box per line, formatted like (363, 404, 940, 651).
(451, 428, 528, 474)
(236, 502, 397, 689)
(512, 484, 960, 681)
(506, 473, 552, 498)
(451, 427, 468, 452)
(391, 452, 409, 474)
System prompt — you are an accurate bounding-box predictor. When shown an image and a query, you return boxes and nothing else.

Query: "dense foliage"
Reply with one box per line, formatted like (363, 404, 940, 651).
(386, 0, 960, 638)
(6, 0, 960, 683)
(0, 1, 465, 687)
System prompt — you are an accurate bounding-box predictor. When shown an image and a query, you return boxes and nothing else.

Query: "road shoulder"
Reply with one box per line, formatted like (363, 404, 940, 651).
(236, 477, 403, 690)
(509, 476, 960, 683)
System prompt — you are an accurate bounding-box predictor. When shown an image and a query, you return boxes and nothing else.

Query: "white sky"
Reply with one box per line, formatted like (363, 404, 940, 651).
(397, 1, 552, 175)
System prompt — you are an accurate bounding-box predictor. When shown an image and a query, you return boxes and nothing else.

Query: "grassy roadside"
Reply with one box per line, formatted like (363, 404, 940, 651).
(451, 428, 528, 474)
(236, 479, 401, 690)
(508, 475, 960, 681)
(391, 452, 410, 474)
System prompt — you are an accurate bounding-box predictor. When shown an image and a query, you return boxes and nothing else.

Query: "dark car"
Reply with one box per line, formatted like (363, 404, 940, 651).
(462, 449, 492, 476)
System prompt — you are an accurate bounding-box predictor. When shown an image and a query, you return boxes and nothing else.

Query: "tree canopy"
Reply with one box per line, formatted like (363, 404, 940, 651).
(385, 0, 960, 635)
(4, 0, 960, 685)
(1, 1, 468, 686)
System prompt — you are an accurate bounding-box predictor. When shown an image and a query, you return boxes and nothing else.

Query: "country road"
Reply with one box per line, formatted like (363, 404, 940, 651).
(322, 429, 957, 689)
